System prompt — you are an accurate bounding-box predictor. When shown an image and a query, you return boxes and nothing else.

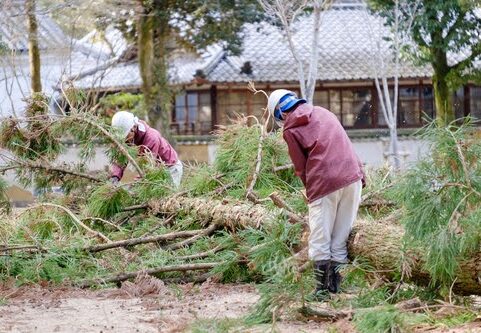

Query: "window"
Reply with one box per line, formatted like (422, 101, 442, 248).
(342, 89, 372, 127)
(398, 87, 420, 126)
(329, 90, 342, 121)
(470, 87, 481, 121)
(453, 87, 464, 120)
(377, 86, 432, 127)
(173, 91, 212, 135)
(421, 87, 434, 123)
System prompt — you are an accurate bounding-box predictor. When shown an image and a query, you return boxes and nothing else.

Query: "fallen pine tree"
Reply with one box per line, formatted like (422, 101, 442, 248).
(2, 93, 481, 329)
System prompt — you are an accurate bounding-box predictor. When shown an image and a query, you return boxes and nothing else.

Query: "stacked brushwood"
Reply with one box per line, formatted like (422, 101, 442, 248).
(1, 94, 481, 297)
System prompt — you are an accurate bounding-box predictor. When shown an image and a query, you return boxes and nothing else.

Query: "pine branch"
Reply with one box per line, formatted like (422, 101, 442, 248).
(24, 203, 111, 243)
(77, 262, 218, 288)
(268, 192, 307, 225)
(176, 244, 225, 261)
(68, 115, 145, 178)
(86, 228, 205, 253)
(273, 163, 293, 172)
(165, 223, 218, 250)
(246, 124, 266, 201)
(0, 159, 102, 183)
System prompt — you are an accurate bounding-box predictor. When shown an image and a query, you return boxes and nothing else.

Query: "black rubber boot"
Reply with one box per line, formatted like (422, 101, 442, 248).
(313, 260, 331, 301)
(328, 261, 343, 293)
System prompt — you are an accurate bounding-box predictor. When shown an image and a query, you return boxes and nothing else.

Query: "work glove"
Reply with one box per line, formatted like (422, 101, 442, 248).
(109, 176, 120, 185)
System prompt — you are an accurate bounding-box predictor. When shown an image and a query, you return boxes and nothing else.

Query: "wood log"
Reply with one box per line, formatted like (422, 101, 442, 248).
(134, 197, 481, 295)
(86, 229, 203, 253)
(348, 221, 481, 295)
(77, 262, 218, 288)
(148, 196, 275, 229)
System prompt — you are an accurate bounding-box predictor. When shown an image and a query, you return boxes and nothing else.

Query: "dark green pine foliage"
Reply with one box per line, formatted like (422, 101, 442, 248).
(390, 119, 481, 286)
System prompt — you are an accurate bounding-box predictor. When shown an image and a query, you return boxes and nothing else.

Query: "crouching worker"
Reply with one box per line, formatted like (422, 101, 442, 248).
(267, 90, 365, 300)
(109, 111, 183, 188)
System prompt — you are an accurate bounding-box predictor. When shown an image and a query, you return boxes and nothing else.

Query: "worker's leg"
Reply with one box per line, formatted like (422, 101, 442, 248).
(330, 180, 362, 263)
(309, 189, 342, 298)
(308, 189, 342, 261)
(329, 180, 362, 293)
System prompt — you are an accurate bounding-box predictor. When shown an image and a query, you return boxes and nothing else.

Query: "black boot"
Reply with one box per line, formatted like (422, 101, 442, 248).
(313, 260, 330, 301)
(328, 261, 343, 293)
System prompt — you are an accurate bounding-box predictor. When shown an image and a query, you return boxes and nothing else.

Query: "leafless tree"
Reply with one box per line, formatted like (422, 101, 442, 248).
(258, 0, 332, 103)
(362, 0, 420, 170)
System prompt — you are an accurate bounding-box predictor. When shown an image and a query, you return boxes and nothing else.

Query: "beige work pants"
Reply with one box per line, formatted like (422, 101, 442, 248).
(307, 180, 362, 263)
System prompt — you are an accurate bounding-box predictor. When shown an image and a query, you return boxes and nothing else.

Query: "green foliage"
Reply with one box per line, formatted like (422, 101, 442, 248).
(98, 93, 145, 121)
(188, 318, 249, 333)
(106, 142, 138, 167)
(0, 94, 63, 161)
(427, 310, 476, 328)
(87, 184, 131, 218)
(369, 0, 481, 123)
(0, 178, 11, 214)
(391, 121, 481, 286)
(214, 123, 302, 201)
(131, 165, 173, 202)
(353, 306, 426, 333)
(184, 164, 220, 196)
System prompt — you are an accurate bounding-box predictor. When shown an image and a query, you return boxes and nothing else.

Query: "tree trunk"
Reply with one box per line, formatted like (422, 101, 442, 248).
(433, 70, 454, 126)
(390, 125, 401, 169)
(149, 196, 275, 230)
(305, 2, 321, 103)
(140, 196, 481, 294)
(431, 35, 454, 127)
(138, 5, 154, 118)
(348, 221, 481, 295)
(26, 0, 42, 93)
(151, 12, 173, 142)
(137, 2, 173, 142)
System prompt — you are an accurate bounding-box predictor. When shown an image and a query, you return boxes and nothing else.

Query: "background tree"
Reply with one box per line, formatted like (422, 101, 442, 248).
(26, 0, 42, 93)
(258, 0, 332, 103)
(363, 0, 420, 169)
(136, 0, 263, 138)
(369, 0, 481, 126)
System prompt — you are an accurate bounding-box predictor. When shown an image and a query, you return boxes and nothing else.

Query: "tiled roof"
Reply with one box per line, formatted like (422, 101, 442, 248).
(73, 44, 224, 89)
(0, 0, 70, 52)
(72, 2, 481, 89)
(207, 6, 433, 83)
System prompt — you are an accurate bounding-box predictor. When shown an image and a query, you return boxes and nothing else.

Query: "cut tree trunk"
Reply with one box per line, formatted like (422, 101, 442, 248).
(141, 196, 481, 294)
(148, 196, 275, 229)
(348, 220, 481, 295)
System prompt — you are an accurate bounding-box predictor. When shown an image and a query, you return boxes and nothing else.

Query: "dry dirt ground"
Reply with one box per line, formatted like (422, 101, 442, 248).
(0, 278, 328, 333)
(2, 278, 481, 333)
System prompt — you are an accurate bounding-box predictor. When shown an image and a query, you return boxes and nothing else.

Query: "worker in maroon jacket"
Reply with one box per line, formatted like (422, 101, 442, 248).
(110, 111, 183, 187)
(267, 89, 365, 300)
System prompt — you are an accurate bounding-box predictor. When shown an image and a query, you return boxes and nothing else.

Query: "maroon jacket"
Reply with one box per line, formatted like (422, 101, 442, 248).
(111, 121, 178, 179)
(283, 103, 364, 203)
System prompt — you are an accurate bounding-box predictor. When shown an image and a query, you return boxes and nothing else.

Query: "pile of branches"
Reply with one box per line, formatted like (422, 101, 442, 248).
(2, 93, 481, 328)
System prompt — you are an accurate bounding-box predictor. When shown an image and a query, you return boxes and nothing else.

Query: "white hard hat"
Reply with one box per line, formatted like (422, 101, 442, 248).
(112, 111, 138, 138)
(267, 89, 306, 121)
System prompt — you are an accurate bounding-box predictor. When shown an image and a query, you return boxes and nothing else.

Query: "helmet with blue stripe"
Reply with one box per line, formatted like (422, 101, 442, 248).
(267, 89, 306, 121)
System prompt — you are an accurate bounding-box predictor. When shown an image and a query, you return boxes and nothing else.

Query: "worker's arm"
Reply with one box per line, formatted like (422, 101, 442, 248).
(283, 130, 308, 187)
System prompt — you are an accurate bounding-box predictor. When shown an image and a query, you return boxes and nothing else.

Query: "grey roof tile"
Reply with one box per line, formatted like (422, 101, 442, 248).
(73, 3, 480, 89)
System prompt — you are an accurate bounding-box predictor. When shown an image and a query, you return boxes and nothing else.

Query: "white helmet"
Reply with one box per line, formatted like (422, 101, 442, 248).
(267, 89, 294, 116)
(112, 111, 138, 138)
(267, 89, 306, 122)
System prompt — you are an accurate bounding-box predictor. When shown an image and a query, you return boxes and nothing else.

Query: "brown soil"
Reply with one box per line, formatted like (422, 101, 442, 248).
(2, 278, 480, 333)
(0, 278, 327, 333)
